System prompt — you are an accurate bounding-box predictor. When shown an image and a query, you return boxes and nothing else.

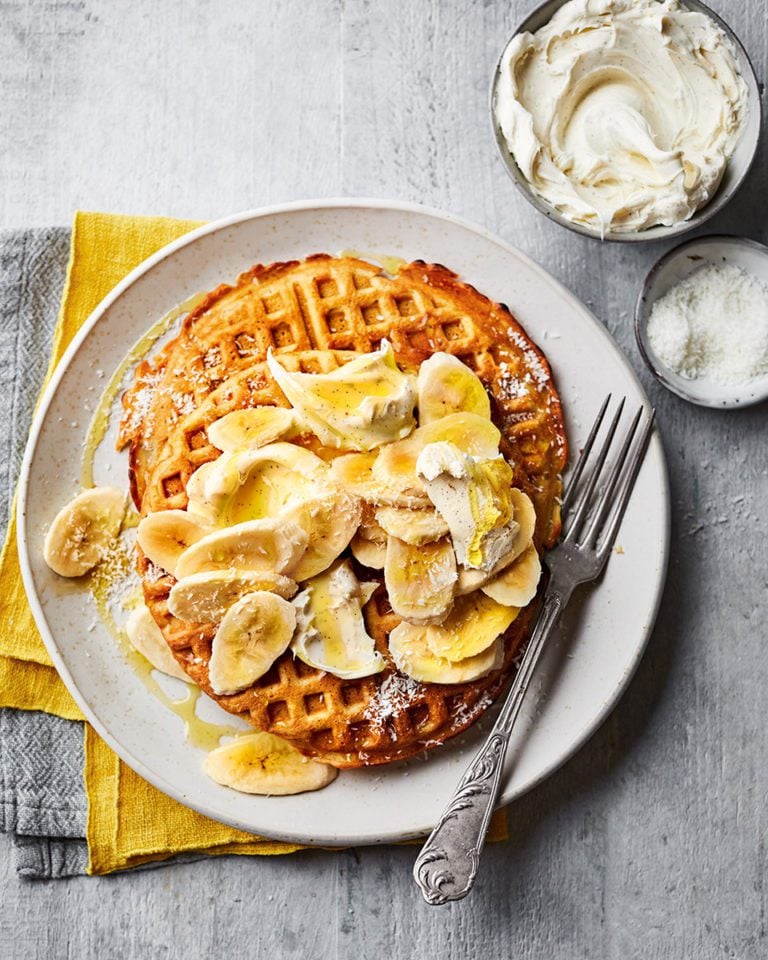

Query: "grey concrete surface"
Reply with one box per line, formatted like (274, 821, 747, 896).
(1, 0, 767, 957)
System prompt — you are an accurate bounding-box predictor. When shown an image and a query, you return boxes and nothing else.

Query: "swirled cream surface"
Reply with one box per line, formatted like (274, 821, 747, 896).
(494, 0, 748, 235)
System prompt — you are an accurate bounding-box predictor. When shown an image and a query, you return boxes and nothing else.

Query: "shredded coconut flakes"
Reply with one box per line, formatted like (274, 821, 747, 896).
(363, 673, 422, 733)
(647, 263, 768, 386)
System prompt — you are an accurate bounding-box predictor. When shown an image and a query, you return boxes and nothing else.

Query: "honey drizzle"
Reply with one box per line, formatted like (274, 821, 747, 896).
(81, 292, 240, 749)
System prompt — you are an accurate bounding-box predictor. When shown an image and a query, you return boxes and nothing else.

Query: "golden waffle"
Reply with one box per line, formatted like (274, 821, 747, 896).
(122, 254, 568, 767)
(143, 565, 538, 767)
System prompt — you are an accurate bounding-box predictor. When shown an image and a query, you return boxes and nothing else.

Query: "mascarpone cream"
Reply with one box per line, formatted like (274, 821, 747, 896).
(494, 0, 748, 234)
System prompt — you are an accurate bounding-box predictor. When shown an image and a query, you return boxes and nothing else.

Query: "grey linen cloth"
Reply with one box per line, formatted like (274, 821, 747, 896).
(0, 227, 92, 878)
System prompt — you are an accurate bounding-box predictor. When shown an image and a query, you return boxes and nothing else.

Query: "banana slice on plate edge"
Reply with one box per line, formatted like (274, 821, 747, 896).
(43, 486, 126, 578)
(125, 604, 191, 683)
(203, 732, 337, 795)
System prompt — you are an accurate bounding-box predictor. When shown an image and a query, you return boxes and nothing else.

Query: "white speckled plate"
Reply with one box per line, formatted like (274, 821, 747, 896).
(17, 200, 669, 846)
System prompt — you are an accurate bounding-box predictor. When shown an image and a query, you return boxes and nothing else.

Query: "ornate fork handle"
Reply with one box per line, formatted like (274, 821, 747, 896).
(413, 589, 566, 905)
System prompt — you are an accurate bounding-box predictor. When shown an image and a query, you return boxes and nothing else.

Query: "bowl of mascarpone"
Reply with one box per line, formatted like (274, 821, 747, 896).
(491, 0, 761, 241)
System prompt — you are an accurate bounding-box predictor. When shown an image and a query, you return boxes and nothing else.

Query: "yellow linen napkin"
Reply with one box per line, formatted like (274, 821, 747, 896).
(0, 211, 507, 874)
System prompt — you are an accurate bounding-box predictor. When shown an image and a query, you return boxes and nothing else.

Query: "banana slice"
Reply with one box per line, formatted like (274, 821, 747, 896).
(388, 621, 504, 684)
(44, 487, 126, 577)
(281, 490, 362, 581)
(375, 505, 449, 545)
(417, 352, 491, 425)
(291, 560, 385, 679)
(125, 605, 190, 682)
(373, 412, 501, 501)
(174, 519, 308, 581)
(508, 488, 537, 554)
(358, 506, 388, 543)
(328, 452, 429, 509)
(328, 451, 377, 497)
(208, 592, 296, 695)
(267, 341, 416, 451)
(206, 407, 296, 452)
(203, 732, 337, 795)
(137, 508, 212, 577)
(350, 533, 386, 569)
(189, 443, 328, 528)
(456, 488, 538, 594)
(168, 570, 298, 622)
(384, 536, 456, 625)
(425, 592, 519, 662)
(184, 461, 222, 526)
(481, 543, 541, 607)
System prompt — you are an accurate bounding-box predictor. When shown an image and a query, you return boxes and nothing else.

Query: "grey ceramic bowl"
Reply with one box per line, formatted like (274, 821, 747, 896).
(490, 0, 762, 243)
(635, 235, 768, 408)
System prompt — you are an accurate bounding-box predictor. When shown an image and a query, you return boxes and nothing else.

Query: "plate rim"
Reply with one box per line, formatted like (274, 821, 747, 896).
(16, 198, 671, 845)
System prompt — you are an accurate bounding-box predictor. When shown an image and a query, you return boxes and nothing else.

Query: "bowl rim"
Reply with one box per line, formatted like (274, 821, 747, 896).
(489, 0, 763, 244)
(634, 232, 768, 408)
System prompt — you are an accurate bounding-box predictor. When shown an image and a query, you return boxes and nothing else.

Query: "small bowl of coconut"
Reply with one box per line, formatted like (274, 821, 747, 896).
(635, 235, 768, 408)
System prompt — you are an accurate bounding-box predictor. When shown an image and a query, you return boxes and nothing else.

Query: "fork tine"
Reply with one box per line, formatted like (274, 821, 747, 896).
(560, 394, 611, 514)
(596, 409, 656, 559)
(564, 397, 625, 542)
(581, 405, 643, 547)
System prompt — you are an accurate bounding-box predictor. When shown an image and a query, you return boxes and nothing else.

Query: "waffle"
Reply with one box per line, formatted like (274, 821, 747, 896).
(121, 254, 568, 767)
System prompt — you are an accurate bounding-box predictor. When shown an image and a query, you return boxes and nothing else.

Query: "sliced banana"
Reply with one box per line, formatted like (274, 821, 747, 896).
(508, 488, 537, 555)
(125, 605, 190, 682)
(190, 443, 328, 528)
(375, 505, 449, 545)
(328, 451, 377, 497)
(388, 621, 503, 684)
(267, 341, 416, 451)
(281, 490, 362, 581)
(373, 412, 501, 502)
(174, 519, 308, 581)
(208, 592, 296, 695)
(328, 451, 429, 509)
(43, 487, 126, 578)
(456, 488, 538, 594)
(168, 570, 298, 622)
(481, 543, 541, 607)
(184, 461, 222, 526)
(425, 592, 519, 662)
(291, 560, 385, 679)
(417, 352, 491, 425)
(206, 406, 296, 452)
(203, 732, 337, 795)
(350, 533, 386, 569)
(137, 508, 212, 577)
(358, 507, 388, 543)
(384, 536, 456, 625)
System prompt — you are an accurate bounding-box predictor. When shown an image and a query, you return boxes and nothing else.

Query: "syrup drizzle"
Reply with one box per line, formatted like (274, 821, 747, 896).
(81, 293, 241, 749)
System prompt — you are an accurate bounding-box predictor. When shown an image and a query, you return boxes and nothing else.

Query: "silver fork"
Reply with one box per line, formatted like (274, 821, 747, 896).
(413, 395, 656, 905)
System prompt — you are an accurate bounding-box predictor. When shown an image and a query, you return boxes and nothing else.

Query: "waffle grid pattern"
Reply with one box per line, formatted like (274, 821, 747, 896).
(143, 563, 536, 766)
(124, 255, 567, 767)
